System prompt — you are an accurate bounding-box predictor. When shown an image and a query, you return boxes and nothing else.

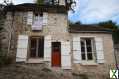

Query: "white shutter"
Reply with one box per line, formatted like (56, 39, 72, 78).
(27, 12, 33, 25)
(95, 37, 105, 63)
(16, 35, 28, 62)
(73, 36, 81, 63)
(43, 12, 48, 25)
(61, 41, 71, 69)
(59, 0, 65, 5)
(44, 35, 51, 61)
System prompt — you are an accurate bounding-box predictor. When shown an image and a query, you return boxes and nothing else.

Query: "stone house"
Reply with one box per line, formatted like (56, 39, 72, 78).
(4, 0, 115, 78)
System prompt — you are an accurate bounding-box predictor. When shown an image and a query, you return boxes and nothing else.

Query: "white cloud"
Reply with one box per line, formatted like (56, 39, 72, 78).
(0, 0, 34, 4)
(13, 0, 34, 4)
(69, 0, 119, 24)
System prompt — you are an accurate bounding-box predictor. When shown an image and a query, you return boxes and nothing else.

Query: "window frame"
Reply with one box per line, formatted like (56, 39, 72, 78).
(44, 0, 59, 5)
(32, 12, 43, 31)
(80, 37, 96, 62)
(29, 36, 44, 59)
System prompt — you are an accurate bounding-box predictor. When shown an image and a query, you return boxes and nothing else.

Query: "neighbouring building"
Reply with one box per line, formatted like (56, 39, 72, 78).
(3, 0, 115, 78)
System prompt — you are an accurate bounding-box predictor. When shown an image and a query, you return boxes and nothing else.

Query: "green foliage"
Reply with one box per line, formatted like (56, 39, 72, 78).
(36, 0, 44, 5)
(69, 21, 81, 26)
(0, 50, 13, 66)
(98, 20, 119, 43)
(98, 20, 118, 31)
(113, 29, 119, 43)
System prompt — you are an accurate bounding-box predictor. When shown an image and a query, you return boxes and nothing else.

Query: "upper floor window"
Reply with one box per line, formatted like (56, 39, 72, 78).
(80, 38, 95, 61)
(32, 13, 43, 31)
(44, 0, 59, 5)
(54, 0, 59, 5)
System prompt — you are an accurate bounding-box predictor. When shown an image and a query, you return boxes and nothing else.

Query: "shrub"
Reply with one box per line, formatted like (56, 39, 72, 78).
(0, 50, 13, 66)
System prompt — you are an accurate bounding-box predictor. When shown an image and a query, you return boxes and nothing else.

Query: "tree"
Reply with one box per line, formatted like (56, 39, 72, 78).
(98, 20, 119, 43)
(36, 0, 44, 5)
(98, 20, 118, 31)
(0, 8, 4, 50)
(0, 2, 13, 66)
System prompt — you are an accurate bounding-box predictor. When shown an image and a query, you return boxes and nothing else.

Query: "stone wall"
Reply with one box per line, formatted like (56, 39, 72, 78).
(3, 11, 116, 79)
(2, 12, 29, 60)
(71, 33, 115, 79)
(4, 11, 69, 61)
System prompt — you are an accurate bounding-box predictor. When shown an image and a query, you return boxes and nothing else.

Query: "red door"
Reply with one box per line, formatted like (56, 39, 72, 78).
(52, 42, 61, 67)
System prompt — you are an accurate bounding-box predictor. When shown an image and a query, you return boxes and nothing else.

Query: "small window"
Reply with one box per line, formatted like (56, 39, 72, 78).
(30, 36, 44, 58)
(44, 0, 59, 5)
(32, 12, 43, 31)
(54, 0, 59, 5)
(80, 38, 95, 61)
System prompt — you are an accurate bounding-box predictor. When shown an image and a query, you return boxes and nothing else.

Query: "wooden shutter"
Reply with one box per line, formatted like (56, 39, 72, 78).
(61, 41, 71, 69)
(95, 37, 105, 63)
(16, 35, 28, 62)
(73, 36, 81, 63)
(44, 35, 51, 61)
(59, 0, 65, 5)
(43, 12, 48, 25)
(27, 12, 33, 25)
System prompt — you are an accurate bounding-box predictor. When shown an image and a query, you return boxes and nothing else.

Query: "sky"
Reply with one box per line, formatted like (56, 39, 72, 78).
(0, 0, 119, 25)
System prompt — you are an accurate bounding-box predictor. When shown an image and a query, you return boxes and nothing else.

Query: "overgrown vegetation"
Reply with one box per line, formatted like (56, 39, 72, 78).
(98, 20, 118, 31)
(0, 5, 12, 66)
(0, 11, 6, 66)
(98, 20, 119, 43)
(36, 0, 44, 5)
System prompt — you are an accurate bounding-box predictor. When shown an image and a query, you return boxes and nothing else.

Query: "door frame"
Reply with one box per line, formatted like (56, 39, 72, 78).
(51, 42, 61, 67)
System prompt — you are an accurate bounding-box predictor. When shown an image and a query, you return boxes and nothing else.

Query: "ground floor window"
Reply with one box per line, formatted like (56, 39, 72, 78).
(80, 38, 95, 61)
(30, 36, 44, 58)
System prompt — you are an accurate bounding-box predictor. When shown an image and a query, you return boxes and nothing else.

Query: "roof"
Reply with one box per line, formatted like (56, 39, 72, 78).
(69, 24, 112, 33)
(4, 3, 68, 13)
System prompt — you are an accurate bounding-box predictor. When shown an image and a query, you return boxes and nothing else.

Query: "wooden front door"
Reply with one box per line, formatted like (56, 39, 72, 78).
(52, 42, 61, 67)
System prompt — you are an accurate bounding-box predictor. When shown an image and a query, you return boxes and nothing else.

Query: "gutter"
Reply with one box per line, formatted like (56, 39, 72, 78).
(69, 31, 112, 34)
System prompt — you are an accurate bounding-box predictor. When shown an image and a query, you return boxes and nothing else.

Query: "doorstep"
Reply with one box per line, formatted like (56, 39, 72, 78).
(26, 58, 45, 63)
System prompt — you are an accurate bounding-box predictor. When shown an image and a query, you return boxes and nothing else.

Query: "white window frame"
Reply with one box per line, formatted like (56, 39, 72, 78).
(80, 37, 96, 63)
(32, 13, 43, 31)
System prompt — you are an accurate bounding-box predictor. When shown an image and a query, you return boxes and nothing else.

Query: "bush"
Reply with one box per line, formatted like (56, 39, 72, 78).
(0, 50, 13, 66)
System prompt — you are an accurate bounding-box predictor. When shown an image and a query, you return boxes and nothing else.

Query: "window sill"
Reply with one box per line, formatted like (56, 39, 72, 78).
(26, 58, 45, 64)
(81, 61, 98, 66)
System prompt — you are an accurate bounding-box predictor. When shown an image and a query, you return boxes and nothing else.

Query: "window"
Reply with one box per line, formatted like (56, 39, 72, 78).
(32, 13, 43, 31)
(54, 0, 59, 5)
(30, 36, 44, 58)
(80, 38, 95, 61)
(44, 0, 59, 5)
